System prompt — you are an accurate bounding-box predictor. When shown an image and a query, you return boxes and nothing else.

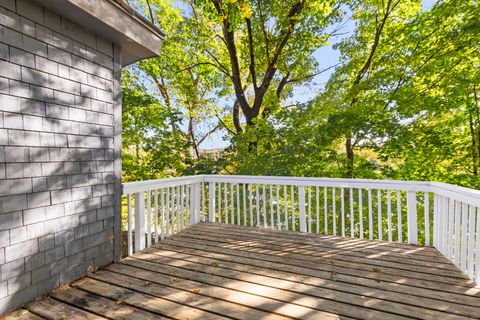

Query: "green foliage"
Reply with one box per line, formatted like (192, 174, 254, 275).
(122, 72, 190, 181)
(122, 0, 480, 191)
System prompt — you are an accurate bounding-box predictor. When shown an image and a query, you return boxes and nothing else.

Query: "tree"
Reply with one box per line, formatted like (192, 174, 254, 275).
(129, 0, 229, 159)
(122, 72, 189, 181)
(193, 0, 344, 134)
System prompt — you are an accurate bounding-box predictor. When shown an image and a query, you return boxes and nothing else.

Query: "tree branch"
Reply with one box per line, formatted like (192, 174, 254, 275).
(197, 123, 221, 145)
(215, 114, 237, 135)
(253, 0, 307, 114)
(211, 0, 251, 119)
(245, 18, 258, 90)
(286, 63, 341, 84)
(258, 0, 271, 62)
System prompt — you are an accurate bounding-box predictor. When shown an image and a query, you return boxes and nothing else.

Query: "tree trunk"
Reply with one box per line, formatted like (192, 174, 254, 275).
(345, 136, 354, 178)
(188, 115, 200, 159)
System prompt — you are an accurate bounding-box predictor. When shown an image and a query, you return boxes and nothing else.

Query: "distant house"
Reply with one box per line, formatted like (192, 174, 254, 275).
(0, 0, 163, 313)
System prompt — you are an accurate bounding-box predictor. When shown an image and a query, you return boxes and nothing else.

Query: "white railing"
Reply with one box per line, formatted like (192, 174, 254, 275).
(122, 175, 480, 285)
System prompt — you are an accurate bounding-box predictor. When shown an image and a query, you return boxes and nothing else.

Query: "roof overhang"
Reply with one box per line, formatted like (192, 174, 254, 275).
(33, 0, 164, 66)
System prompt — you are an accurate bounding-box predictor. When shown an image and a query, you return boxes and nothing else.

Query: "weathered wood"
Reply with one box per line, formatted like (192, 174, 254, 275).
(132, 250, 480, 319)
(191, 223, 450, 263)
(156, 235, 480, 296)
(74, 277, 227, 320)
(10, 223, 480, 320)
(166, 232, 474, 287)
(101, 264, 345, 320)
(150, 242, 480, 306)
(187, 224, 457, 270)
(27, 297, 106, 320)
(2, 310, 46, 320)
(138, 248, 480, 317)
(192, 223, 451, 264)
(117, 257, 411, 320)
(195, 222, 440, 255)
(51, 287, 165, 320)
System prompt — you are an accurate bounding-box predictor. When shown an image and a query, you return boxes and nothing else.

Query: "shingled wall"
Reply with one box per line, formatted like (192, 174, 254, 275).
(0, 0, 120, 313)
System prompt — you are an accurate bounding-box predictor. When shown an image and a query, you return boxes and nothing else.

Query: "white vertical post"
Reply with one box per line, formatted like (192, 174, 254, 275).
(284, 186, 288, 230)
(467, 205, 476, 278)
(127, 194, 132, 256)
(236, 184, 240, 225)
(453, 201, 461, 265)
(307, 187, 312, 233)
(270, 186, 274, 228)
(433, 194, 438, 247)
(407, 191, 418, 245)
(475, 207, 480, 285)
(208, 182, 215, 222)
(262, 185, 267, 227)
(224, 183, 228, 224)
(166, 188, 170, 237)
(387, 191, 392, 242)
(448, 199, 455, 260)
(191, 183, 201, 225)
(154, 190, 158, 243)
(134, 192, 145, 252)
(316, 186, 320, 234)
(424, 192, 429, 246)
(146, 191, 151, 247)
(324, 187, 328, 235)
(332, 188, 336, 236)
(231, 183, 234, 224)
(180, 186, 184, 230)
(160, 189, 165, 240)
(349, 188, 354, 238)
(359, 189, 363, 239)
(368, 189, 372, 240)
(186, 185, 190, 227)
(256, 186, 261, 226)
(249, 185, 254, 226)
(291, 185, 295, 230)
(461, 203, 468, 272)
(243, 184, 247, 226)
(341, 188, 345, 237)
(377, 190, 382, 241)
(201, 182, 205, 222)
(299, 186, 307, 232)
(276, 185, 280, 229)
(397, 191, 403, 243)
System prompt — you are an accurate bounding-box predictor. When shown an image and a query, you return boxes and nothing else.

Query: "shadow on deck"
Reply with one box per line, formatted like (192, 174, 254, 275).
(5, 223, 480, 319)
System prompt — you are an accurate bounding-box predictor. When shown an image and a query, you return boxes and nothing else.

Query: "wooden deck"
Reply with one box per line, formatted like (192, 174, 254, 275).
(7, 223, 480, 320)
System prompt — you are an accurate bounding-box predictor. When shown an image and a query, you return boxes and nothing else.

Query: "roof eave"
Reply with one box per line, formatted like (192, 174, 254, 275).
(33, 0, 164, 66)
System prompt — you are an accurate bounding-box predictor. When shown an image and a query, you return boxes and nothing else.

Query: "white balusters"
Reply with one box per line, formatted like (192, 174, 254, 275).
(368, 189, 372, 240)
(377, 190, 382, 241)
(332, 188, 336, 236)
(299, 186, 306, 233)
(349, 188, 354, 238)
(424, 192, 429, 246)
(121, 175, 480, 285)
(341, 188, 345, 237)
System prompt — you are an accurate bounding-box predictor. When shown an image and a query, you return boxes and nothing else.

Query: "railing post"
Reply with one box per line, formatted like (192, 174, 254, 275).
(299, 186, 307, 232)
(407, 191, 418, 245)
(134, 192, 145, 252)
(191, 183, 201, 225)
(208, 182, 215, 222)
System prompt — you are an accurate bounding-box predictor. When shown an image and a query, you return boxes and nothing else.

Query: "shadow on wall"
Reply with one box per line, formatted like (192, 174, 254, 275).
(0, 56, 116, 314)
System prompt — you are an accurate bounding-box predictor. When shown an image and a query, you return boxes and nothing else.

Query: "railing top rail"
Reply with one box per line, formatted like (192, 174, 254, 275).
(429, 182, 480, 207)
(122, 175, 203, 194)
(201, 174, 432, 192)
(121, 174, 479, 206)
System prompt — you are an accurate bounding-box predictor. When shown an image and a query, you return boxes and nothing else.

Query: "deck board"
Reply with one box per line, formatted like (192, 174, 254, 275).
(18, 223, 480, 320)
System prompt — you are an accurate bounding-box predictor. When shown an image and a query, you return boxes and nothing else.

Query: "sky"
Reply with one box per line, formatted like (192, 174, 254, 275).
(194, 0, 436, 150)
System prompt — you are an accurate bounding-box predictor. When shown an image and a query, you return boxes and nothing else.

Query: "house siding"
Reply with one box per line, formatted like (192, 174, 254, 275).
(0, 0, 118, 313)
